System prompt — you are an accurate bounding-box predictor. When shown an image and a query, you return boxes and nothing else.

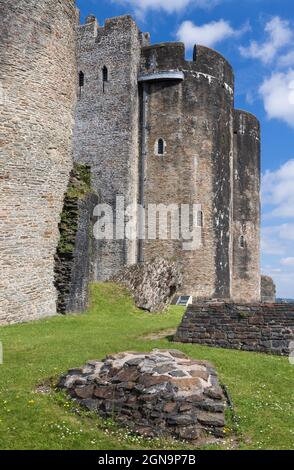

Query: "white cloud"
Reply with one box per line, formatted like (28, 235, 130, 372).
(261, 224, 294, 258)
(262, 160, 294, 218)
(261, 228, 286, 256)
(259, 70, 294, 128)
(262, 267, 294, 298)
(176, 19, 248, 49)
(279, 224, 294, 240)
(281, 257, 294, 266)
(278, 50, 294, 68)
(111, 0, 220, 18)
(261, 224, 294, 297)
(261, 158, 294, 294)
(239, 16, 293, 64)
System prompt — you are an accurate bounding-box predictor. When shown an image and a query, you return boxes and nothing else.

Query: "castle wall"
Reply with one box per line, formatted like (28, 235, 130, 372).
(0, 0, 77, 324)
(175, 302, 294, 356)
(140, 44, 234, 299)
(54, 165, 99, 314)
(232, 110, 261, 302)
(261, 275, 276, 303)
(73, 16, 144, 280)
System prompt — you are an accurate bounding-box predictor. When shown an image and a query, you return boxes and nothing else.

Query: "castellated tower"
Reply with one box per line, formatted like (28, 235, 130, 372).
(232, 110, 261, 302)
(0, 9, 261, 325)
(73, 15, 148, 280)
(140, 44, 235, 300)
(0, 0, 78, 324)
(74, 14, 261, 303)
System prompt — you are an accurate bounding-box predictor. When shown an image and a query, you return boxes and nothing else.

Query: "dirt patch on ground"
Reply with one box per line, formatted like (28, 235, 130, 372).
(141, 329, 177, 340)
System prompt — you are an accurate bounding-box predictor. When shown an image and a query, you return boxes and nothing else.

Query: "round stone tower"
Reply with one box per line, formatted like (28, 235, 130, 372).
(0, 0, 78, 324)
(232, 110, 261, 302)
(139, 43, 235, 300)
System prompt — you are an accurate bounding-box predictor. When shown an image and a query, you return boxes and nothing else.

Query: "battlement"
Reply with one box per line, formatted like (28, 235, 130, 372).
(79, 14, 140, 34)
(80, 13, 140, 27)
(78, 14, 146, 47)
(141, 42, 186, 72)
(234, 109, 260, 128)
(192, 45, 234, 89)
(234, 109, 260, 136)
(103, 14, 138, 30)
(141, 42, 234, 90)
(0, 4, 262, 323)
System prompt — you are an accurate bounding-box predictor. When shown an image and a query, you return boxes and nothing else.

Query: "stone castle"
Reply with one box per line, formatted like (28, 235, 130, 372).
(0, 0, 261, 325)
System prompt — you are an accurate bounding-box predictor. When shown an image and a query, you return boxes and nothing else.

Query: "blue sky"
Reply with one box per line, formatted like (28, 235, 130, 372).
(77, 0, 294, 297)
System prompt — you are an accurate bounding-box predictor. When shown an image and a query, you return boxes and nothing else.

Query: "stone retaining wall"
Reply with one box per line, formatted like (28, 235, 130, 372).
(174, 303, 294, 356)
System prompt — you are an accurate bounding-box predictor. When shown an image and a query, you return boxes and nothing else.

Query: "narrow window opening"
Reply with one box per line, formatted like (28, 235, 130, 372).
(157, 138, 164, 155)
(102, 66, 108, 93)
(240, 235, 245, 248)
(78, 71, 84, 98)
(197, 210, 204, 227)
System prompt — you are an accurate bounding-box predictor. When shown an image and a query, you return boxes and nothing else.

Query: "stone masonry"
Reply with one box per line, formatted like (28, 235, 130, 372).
(74, 15, 261, 304)
(175, 303, 294, 355)
(0, 0, 78, 324)
(261, 275, 276, 303)
(0, 7, 264, 324)
(54, 164, 99, 314)
(111, 257, 182, 312)
(59, 349, 227, 442)
(232, 111, 261, 302)
(73, 16, 148, 281)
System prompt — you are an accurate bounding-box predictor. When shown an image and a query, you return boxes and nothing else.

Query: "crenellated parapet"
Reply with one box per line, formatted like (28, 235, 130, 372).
(0, 7, 262, 323)
(140, 42, 234, 95)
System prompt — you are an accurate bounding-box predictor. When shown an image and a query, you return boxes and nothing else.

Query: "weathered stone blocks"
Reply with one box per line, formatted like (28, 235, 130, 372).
(175, 303, 294, 355)
(59, 349, 227, 442)
(54, 164, 98, 314)
(0, 0, 77, 324)
(261, 275, 276, 303)
(111, 257, 182, 312)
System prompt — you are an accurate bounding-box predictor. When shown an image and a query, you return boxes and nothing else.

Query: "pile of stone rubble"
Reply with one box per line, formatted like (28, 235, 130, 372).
(58, 349, 227, 442)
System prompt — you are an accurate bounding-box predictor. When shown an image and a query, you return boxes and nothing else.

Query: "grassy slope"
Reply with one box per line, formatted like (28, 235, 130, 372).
(0, 283, 293, 450)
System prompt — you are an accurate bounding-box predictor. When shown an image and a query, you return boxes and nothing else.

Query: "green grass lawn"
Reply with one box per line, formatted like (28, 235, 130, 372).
(0, 283, 293, 450)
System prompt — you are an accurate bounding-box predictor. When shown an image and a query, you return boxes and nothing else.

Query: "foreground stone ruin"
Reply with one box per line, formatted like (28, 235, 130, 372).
(59, 350, 227, 442)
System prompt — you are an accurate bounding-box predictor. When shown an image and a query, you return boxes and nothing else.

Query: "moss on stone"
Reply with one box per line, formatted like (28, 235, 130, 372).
(57, 164, 91, 256)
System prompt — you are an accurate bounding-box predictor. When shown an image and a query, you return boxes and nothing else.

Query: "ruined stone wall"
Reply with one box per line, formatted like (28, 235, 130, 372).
(175, 303, 294, 356)
(261, 275, 276, 303)
(54, 165, 98, 314)
(140, 44, 234, 300)
(232, 110, 261, 302)
(73, 15, 146, 281)
(111, 257, 182, 312)
(0, 0, 77, 324)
